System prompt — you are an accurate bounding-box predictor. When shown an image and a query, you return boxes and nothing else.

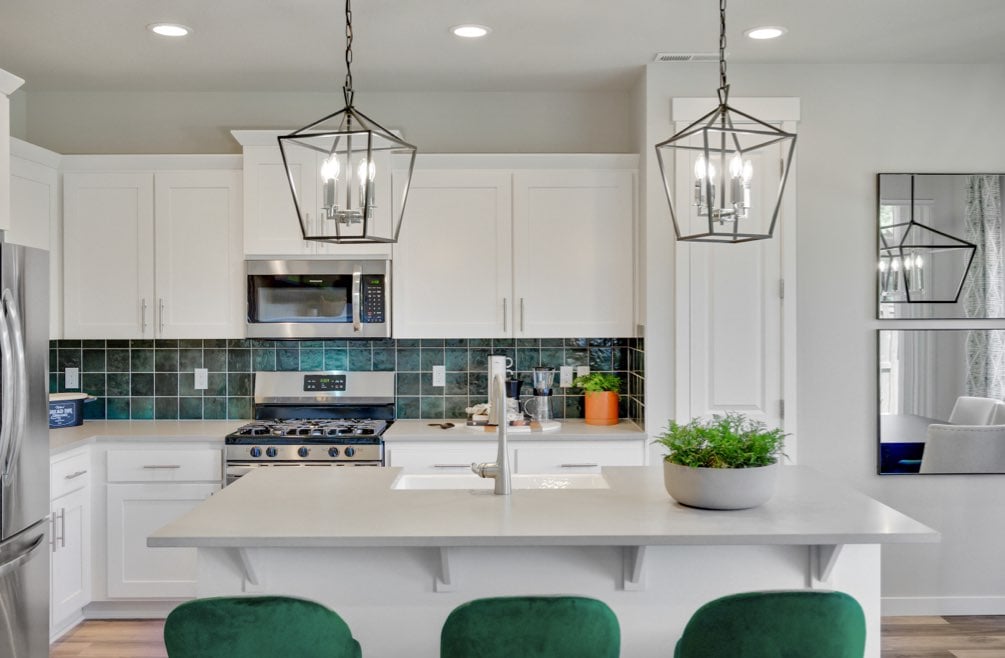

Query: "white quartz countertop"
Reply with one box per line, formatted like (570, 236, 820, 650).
(383, 418, 645, 441)
(49, 420, 243, 454)
(148, 465, 938, 549)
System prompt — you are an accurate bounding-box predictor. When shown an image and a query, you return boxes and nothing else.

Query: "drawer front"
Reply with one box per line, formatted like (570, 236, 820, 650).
(107, 449, 222, 483)
(51, 450, 92, 498)
(385, 443, 497, 474)
(514, 442, 645, 474)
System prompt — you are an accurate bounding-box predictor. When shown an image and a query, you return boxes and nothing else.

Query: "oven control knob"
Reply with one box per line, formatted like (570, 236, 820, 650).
(328, 447, 340, 458)
(344, 446, 356, 458)
(266, 447, 278, 458)
(298, 447, 310, 458)
(249, 447, 262, 458)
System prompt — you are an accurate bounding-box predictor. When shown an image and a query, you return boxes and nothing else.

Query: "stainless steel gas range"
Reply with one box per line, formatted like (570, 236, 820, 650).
(224, 371, 394, 484)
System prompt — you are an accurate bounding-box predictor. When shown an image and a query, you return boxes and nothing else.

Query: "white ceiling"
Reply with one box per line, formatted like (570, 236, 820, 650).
(3, 0, 1005, 93)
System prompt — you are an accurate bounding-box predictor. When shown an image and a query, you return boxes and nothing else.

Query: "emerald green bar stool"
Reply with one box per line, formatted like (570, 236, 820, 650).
(440, 595, 620, 658)
(164, 595, 362, 658)
(674, 590, 866, 658)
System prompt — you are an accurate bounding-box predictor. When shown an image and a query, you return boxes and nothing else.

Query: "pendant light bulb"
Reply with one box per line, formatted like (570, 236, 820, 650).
(321, 155, 341, 182)
(915, 254, 924, 268)
(694, 156, 708, 180)
(357, 158, 376, 183)
(729, 154, 743, 178)
(891, 257, 901, 271)
(878, 259, 888, 272)
(742, 160, 753, 183)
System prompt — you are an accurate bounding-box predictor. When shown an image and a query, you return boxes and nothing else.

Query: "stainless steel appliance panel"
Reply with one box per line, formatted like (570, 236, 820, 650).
(0, 520, 49, 658)
(0, 243, 49, 542)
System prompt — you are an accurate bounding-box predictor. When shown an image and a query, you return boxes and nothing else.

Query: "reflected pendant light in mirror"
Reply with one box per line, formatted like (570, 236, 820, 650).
(278, 0, 417, 244)
(654, 0, 796, 243)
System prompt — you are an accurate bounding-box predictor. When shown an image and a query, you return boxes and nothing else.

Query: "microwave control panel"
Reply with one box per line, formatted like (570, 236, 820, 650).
(361, 276, 386, 323)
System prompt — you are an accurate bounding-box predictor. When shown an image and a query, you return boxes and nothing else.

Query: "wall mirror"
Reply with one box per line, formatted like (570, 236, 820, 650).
(879, 329, 1005, 474)
(878, 173, 1003, 319)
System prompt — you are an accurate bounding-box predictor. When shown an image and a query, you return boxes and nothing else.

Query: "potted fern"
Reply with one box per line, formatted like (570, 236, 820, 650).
(573, 372, 621, 426)
(653, 413, 786, 509)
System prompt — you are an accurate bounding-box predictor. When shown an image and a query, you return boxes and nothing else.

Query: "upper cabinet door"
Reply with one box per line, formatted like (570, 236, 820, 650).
(512, 170, 635, 338)
(392, 170, 513, 338)
(242, 144, 318, 256)
(154, 171, 243, 338)
(63, 172, 155, 339)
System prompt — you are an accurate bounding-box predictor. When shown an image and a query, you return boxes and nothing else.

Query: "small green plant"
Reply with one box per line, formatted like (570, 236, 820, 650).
(654, 413, 785, 469)
(573, 372, 621, 393)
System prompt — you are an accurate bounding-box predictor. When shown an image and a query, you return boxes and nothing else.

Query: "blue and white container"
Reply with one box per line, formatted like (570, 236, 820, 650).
(48, 392, 92, 428)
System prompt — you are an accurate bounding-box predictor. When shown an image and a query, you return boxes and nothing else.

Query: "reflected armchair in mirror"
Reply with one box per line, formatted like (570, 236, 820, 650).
(879, 329, 1005, 474)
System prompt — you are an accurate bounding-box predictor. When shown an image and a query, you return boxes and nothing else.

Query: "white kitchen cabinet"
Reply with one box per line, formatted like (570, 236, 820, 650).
(50, 448, 91, 637)
(0, 68, 25, 233)
(9, 138, 62, 338)
(232, 130, 391, 257)
(62, 167, 242, 339)
(104, 445, 221, 598)
(385, 441, 498, 474)
(392, 155, 637, 338)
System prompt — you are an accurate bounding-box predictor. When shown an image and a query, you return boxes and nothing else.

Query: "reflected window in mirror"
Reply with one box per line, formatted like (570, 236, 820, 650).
(878, 329, 1005, 474)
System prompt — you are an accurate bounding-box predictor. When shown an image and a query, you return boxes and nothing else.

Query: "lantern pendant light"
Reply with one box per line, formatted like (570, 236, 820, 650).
(655, 0, 796, 243)
(278, 0, 417, 244)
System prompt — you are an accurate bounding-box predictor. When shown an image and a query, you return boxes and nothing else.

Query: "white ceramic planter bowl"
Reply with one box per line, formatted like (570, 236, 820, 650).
(663, 461, 779, 510)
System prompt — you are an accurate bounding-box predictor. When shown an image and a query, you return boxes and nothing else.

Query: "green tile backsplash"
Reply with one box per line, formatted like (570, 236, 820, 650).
(50, 337, 645, 424)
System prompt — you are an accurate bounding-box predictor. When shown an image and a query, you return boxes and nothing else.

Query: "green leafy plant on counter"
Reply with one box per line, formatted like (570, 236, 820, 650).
(572, 372, 622, 392)
(653, 413, 786, 469)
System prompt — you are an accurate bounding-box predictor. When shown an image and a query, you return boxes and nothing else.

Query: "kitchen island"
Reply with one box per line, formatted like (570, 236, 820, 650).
(150, 465, 937, 657)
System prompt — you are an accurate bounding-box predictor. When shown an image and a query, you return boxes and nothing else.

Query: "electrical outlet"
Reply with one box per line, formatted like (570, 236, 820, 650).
(65, 367, 79, 389)
(432, 365, 446, 387)
(560, 366, 574, 387)
(194, 368, 209, 390)
(576, 365, 590, 379)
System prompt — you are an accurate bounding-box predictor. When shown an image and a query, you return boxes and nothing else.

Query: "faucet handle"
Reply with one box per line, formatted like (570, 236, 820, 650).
(472, 462, 499, 478)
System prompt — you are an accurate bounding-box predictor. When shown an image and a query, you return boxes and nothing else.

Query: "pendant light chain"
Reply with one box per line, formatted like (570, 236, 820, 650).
(343, 0, 354, 106)
(718, 0, 729, 100)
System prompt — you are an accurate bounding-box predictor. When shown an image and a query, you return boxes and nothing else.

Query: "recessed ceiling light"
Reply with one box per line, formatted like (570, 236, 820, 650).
(451, 24, 491, 39)
(148, 23, 191, 37)
(744, 26, 786, 40)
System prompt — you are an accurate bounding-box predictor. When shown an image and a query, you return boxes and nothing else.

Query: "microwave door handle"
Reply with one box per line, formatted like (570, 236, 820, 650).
(2, 290, 27, 484)
(0, 291, 14, 483)
(352, 268, 362, 333)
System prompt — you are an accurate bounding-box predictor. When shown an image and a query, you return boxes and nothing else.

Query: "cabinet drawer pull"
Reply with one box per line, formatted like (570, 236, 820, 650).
(560, 463, 600, 468)
(60, 507, 66, 548)
(142, 464, 182, 469)
(432, 464, 472, 469)
(64, 469, 88, 480)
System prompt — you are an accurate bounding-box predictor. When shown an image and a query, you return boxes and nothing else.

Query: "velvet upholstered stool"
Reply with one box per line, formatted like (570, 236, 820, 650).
(674, 590, 866, 658)
(163, 595, 362, 658)
(440, 595, 621, 658)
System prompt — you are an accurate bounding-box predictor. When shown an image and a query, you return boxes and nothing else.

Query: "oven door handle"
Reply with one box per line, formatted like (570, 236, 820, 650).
(352, 267, 362, 333)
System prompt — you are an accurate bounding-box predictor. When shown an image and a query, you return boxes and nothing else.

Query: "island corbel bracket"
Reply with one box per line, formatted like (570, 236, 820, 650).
(228, 548, 265, 592)
(810, 544, 844, 588)
(435, 547, 456, 593)
(622, 545, 647, 591)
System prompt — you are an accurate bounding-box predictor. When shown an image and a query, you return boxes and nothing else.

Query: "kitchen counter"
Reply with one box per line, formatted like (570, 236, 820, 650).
(49, 419, 243, 454)
(150, 465, 935, 657)
(383, 418, 645, 441)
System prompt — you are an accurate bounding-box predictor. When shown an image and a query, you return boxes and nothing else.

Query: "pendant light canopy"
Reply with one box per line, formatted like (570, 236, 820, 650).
(655, 0, 796, 243)
(278, 0, 417, 244)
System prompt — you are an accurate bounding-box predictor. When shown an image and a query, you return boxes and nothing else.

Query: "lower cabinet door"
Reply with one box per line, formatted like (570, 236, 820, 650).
(51, 487, 91, 627)
(106, 483, 219, 598)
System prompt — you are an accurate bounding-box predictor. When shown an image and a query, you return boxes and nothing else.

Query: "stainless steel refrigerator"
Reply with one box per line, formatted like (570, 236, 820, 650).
(0, 240, 49, 658)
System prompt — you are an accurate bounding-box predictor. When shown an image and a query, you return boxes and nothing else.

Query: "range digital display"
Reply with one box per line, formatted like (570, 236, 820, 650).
(303, 374, 347, 392)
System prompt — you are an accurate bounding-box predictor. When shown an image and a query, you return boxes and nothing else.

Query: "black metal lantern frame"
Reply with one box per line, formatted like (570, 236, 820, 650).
(654, 0, 797, 244)
(278, 0, 417, 244)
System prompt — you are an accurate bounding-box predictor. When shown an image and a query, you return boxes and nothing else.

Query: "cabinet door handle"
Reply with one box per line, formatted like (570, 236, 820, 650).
(502, 298, 508, 332)
(432, 464, 473, 469)
(59, 507, 66, 548)
(64, 469, 87, 480)
(142, 464, 182, 469)
(140, 298, 148, 334)
(50, 515, 57, 553)
(560, 463, 600, 468)
(520, 298, 525, 333)
(158, 298, 165, 334)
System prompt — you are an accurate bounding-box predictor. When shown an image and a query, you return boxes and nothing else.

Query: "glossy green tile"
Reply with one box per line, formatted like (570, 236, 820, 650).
(58, 340, 82, 348)
(154, 339, 179, 349)
(227, 339, 252, 349)
(396, 397, 420, 419)
(253, 349, 277, 371)
(227, 348, 251, 372)
(395, 348, 420, 371)
(516, 348, 541, 371)
(395, 339, 420, 348)
(491, 339, 515, 350)
(468, 348, 491, 372)
(107, 340, 130, 348)
(444, 396, 468, 418)
(106, 398, 130, 420)
(178, 372, 201, 397)
(179, 397, 203, 419)
(228, 373, 252, 397)
(395, 372, 420, 396)
(206, 373, 227, 396)
(444, 339, 468, 348)
(203, 339, 228, 348)
(564, 349, 588, 367)
(179, 349, 204, 371)
(277, 348, 300, 371)
(155, 373, 178, 396)
(251, 339, 277, 348)
(467, 375, 488, 398)
(57, 349, 80, 370)
(419, 339, 444, 348)
(131, 397, 154, 420)
(203, 397, 227, 419)
(204, 349, 228, 372)
(83, 397, 106, 420)
(131, 373, 154, 396)
(179, 339, 204, 349)
(539, 348, 564, 368)
(420, 374, 443, 396)
(130, 349, 153, 372)
(372, 348, 395, 371)
(324, 349, 348, 371)
(419, 397, 445, 419)
(106, 349, 130, 372)
(467, 339, 492, 348)
(227, 397, 252, 419)
(156, 348, 182, 372)
(420, 348, 444, 372)
(48, 374, 57, 394)
(81, 373, 105, 396)
(300, 340, 324, 349)
(299, 349, 324, 371)
(347, 339, 371, 349)
(155, 397, 178, 419)
(81, 340, 105, 349)
(445, 372, 467, 396)
(444, 349, 467, 372)
(564, 396, 584, 419)
(589, 347, 613, 371)
(540, 339, 565, 347)
(348, 349, 372, 371)
(82, 349, 105, 372)
(323, 339, 348, 348)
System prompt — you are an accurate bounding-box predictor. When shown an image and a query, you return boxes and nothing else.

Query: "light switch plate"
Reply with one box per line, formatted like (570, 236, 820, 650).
(65, 367, 79, 389)
(560, 366, 574, 387)
(576, 365, 590, 379)
(194, 368, 209, 390)
(432, 365, 446, 387)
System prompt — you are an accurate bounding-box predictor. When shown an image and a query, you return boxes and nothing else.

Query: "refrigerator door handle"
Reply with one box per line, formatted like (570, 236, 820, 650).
(2, 289, 27, 484)
(0, 530, 45, 579)
(0, 291, 14, 483)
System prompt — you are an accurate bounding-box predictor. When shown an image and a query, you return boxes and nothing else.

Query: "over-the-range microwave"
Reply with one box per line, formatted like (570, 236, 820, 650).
(246, 256, 390, 338)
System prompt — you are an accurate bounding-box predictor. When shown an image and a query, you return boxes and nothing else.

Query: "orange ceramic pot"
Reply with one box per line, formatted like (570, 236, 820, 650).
(584, 391, 619, 426)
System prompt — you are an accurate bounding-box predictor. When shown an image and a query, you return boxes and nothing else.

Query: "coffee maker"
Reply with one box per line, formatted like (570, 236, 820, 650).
(523, 367, 556, 421)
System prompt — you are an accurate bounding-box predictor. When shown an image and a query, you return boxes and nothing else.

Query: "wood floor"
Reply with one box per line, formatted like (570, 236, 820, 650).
(50, 616, 1005, 657)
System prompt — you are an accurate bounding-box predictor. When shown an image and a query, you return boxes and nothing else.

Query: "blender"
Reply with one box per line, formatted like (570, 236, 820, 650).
(523, 367, 556, 421)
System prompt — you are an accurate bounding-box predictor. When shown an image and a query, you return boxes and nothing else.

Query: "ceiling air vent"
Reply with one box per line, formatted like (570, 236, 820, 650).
(653, 52, 721, 63)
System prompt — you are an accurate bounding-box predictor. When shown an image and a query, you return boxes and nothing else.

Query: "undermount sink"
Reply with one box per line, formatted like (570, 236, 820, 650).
(391, 473, 610, 491)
